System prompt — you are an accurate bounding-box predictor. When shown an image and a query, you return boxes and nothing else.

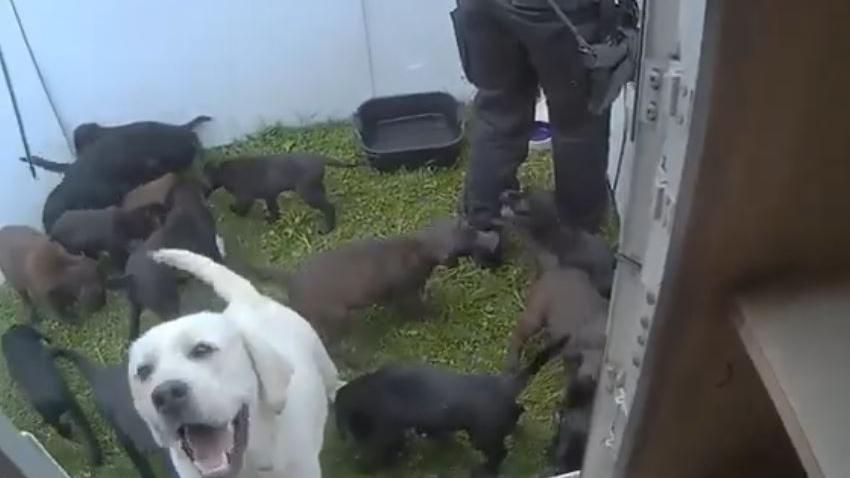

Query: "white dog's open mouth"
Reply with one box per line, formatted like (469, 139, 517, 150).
(177, 405, 249, 478)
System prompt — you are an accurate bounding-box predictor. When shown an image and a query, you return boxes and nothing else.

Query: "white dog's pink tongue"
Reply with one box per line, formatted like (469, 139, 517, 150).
(186, 425, 233, 477)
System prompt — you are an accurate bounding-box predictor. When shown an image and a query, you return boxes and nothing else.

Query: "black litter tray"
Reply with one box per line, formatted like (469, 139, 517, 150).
(354, 92, 464, 172)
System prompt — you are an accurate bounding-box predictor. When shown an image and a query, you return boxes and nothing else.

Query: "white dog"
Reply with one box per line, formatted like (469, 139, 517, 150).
(127, 249, 340, 478)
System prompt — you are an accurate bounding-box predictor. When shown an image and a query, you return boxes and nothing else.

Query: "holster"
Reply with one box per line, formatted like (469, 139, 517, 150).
(550, 0, 640, 114)
(584, 26, 639, 114)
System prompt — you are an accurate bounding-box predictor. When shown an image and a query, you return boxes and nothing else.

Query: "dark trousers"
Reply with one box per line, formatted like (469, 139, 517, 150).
(452, 0, 611, 233)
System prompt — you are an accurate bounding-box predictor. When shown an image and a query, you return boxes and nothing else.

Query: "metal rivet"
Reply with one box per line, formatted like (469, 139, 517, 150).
(640, 316, 650, 329)
(648, 68, 662, 90)
(632, 355, 642, 367)
(645, 101, 658, 121)
(646, 291, 657, 305)
(637, 335, 646, 346)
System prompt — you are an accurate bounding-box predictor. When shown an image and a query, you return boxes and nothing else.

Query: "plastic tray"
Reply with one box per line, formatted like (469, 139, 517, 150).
(354, 92, 464, 172)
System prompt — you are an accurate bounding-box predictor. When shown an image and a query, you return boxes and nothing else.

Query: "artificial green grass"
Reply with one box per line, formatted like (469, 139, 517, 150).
(0, 122, 570, 478)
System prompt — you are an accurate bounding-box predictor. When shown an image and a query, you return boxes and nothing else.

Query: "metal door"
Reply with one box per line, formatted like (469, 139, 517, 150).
(582, 0, 708, 476)
(0, 413, 71, 478)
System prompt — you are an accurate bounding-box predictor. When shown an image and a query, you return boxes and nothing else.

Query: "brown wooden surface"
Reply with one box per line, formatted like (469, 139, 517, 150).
(620, 0, 850, 476)
(735, 281, 850, 478)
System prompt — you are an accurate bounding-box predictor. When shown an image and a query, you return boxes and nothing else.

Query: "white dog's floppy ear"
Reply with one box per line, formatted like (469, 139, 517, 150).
(240, 325, 292, 413)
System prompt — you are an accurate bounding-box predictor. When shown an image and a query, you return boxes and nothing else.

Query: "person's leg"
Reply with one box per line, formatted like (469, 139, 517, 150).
(452, 0, 539, 236)
(520, 7, 612, 233)
(551, 107, 611, 233)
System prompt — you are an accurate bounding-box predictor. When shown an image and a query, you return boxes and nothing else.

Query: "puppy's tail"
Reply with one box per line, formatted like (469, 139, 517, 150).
(151, 248, 264, 305)
(18, 155, 71, 174)
(182, 115, 213, 130)
(509, 336, 569, 397)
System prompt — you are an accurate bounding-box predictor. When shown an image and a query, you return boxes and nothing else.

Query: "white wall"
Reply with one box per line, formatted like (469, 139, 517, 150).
(0, 0, 68, 231)
(363, 0, 474, 99)
(13, 0, 375, 147)
(1, 0, 626, 232)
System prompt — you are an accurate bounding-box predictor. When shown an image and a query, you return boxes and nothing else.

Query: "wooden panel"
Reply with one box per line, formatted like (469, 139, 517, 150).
(617, 0, 850, 476)
(735, 281, 850, 478)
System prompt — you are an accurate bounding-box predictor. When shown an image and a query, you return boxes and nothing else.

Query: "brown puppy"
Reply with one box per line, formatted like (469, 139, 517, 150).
(500, 189, 615, 298)
(121, 172, 179, 211)
(505, 267, 607, 375)
(280, 218, 495, 340)
(48, 204, 164, 266)
(204, 153, 361, 233)
(0, 226, 106, 322)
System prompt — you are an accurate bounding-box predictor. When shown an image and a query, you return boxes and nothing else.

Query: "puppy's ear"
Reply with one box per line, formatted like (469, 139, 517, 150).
(240, 325, 292, 414)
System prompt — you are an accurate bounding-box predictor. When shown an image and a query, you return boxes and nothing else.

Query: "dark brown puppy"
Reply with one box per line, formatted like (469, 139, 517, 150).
(500, 189, 615, 297)
(505, 267, 607, 375)
(110, 179, 221, 340)
(121, 173, 179, 211)
(0, 226, 105, 322)
(280, 218, 495, 340)
(204, 153, 361, 233)
(48, 204, 164, 266)
(159, 179, 222, 262)
(507, 268, 607, 474)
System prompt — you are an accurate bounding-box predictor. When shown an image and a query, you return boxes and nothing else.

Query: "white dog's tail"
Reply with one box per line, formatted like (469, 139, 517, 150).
(151, 249, 263, 305)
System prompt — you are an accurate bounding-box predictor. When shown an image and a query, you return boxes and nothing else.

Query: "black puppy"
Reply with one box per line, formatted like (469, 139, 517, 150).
(1, 325, 102, 466)
(110, 241, 180, 342)
(550, 375, 597, 474)
(48, 204, 164, 266)
(204, 153, 361, 233)
(26, 116, 210, 230)
(500, 189, 615, 297)
(335, 337, 567, 477)
(73, 116, 211, 154)
(52, 348, 177, 478)
(110, 179, 220, 340)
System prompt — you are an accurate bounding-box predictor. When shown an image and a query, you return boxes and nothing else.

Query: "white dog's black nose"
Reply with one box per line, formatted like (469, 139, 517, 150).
(152, 380, 189, 414)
